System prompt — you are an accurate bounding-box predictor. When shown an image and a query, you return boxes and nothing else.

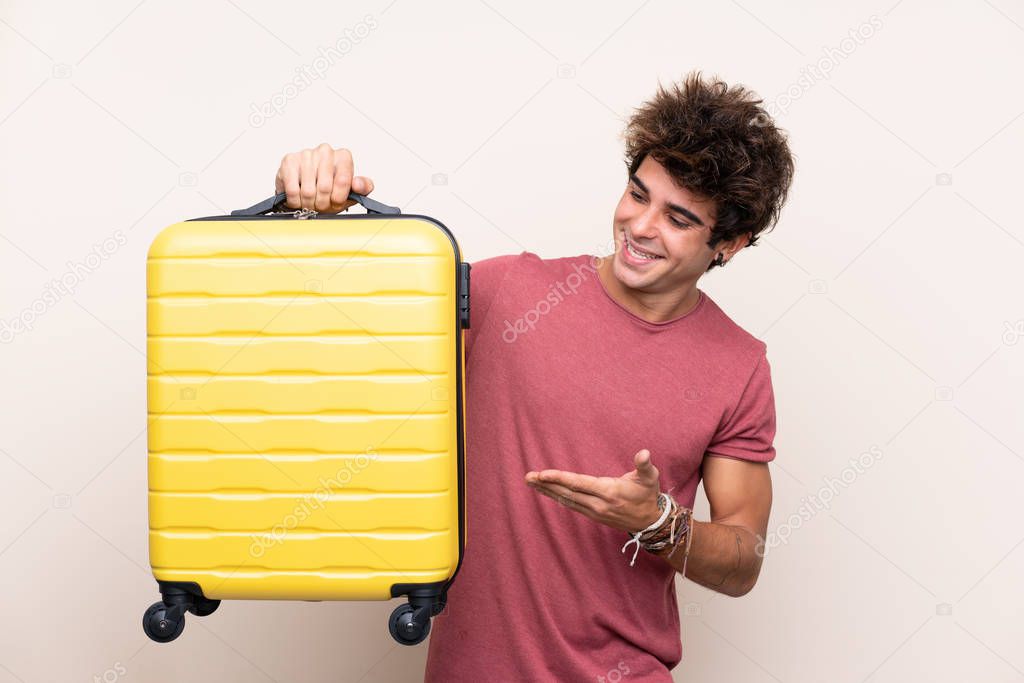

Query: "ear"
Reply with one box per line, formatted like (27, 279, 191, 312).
(724, 233, 753, 261)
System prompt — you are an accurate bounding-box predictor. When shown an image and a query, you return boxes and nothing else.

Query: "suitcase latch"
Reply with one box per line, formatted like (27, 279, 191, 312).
(458, 262, 471, 329)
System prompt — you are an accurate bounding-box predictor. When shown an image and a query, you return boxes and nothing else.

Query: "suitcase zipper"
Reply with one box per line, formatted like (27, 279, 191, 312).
(188, 210, 322, 221)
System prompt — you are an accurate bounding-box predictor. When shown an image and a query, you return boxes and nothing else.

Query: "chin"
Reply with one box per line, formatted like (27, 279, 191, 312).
(612, 250, 666, 290)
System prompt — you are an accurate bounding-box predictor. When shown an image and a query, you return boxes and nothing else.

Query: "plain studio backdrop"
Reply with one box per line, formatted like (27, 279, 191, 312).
(1, 1, 1022, 681)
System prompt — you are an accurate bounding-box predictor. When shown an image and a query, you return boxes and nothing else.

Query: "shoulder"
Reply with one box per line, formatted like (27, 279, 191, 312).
(466, 252, 528, 299)
(698, 292, 768, 364)
(469, 252, 523, 277)
(478, 251, 592, 270)
(471, 251, 596, 287)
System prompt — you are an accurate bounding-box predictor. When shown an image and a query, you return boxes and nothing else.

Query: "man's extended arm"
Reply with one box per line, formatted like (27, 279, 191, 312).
(525, 450, 773, 597)
(657, 455, 772, 597)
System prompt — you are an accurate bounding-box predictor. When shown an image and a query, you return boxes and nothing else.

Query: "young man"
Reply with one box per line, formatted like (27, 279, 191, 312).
(275, 71, 795, 681)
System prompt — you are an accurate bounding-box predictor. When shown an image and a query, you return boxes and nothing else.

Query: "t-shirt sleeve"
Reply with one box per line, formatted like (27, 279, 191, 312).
(705, 350, 777, 463)
(465, 253, 520, 359)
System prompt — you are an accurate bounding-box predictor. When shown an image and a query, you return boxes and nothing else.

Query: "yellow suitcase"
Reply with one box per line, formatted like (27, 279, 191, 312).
(142, 191, 469, 646)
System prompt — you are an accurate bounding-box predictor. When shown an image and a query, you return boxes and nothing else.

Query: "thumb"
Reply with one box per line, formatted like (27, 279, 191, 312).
(633, 449, 659, 484)
(352, 176, 374, 195)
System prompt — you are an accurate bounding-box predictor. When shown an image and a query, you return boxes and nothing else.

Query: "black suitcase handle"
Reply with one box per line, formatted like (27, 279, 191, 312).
(231, 191, 401, 216)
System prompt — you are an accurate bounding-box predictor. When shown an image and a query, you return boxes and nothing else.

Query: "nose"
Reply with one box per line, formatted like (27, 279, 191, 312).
(629, 205, 660, 242)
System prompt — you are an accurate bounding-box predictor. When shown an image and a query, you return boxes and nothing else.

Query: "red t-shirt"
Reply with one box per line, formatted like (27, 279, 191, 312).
(424, 252, 776, 682)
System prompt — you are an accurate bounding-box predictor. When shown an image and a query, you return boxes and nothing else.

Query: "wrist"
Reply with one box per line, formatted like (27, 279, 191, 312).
(637, 496, 664, 529)
(621, 493, 693, 567)
(642, 496, 691, 557)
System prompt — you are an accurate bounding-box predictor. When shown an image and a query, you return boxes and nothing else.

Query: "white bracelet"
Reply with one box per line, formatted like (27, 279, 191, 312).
(621, 492, 673, 567)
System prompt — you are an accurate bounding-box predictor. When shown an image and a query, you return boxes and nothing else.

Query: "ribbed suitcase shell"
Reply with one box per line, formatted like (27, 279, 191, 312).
(146, 214, 466, 602)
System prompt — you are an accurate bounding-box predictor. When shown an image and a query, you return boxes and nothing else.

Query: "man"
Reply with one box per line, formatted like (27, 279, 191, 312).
(275, 70, 795, 681)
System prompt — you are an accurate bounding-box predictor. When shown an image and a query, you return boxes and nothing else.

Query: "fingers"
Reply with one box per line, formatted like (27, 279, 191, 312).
(530, 470, 578, 488)
(528, 473, 614, 499)
(299, 149, 316, 210)
(527, 480, 604, 512)
(634, 449, 659, 484)
(275, 144, 370, 214)
(278, 153, 301, 208)
(314, 144, 335, 212)
(328, 148, 354, 212)
(352, 175, 374, 195)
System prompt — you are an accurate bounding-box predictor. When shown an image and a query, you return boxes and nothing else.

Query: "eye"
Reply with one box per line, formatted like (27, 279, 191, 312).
(629, 190, 646, 203)
(668, 216, 692, 229)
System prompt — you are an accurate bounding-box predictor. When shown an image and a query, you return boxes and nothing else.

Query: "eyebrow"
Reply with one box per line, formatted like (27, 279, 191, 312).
(629, 174, 706, 227)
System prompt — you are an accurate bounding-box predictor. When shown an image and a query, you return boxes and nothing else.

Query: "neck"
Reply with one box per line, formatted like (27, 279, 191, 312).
(597, 256, 701, 323)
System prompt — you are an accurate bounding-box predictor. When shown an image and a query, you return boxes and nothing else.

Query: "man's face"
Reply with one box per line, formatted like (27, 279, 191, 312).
(608, 156, 720, 293)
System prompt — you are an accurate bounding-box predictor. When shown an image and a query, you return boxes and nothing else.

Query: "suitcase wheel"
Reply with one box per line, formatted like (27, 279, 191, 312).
(388, 604, 432, 646)
(187, 598, 221, 617)
(142, 601, 185, 643)
(144, 583, 222, 643)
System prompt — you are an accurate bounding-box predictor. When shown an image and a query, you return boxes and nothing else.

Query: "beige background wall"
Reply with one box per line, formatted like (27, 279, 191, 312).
(1, 0, 1022, 681)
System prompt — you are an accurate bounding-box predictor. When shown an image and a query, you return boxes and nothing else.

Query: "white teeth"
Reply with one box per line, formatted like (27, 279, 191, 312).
(625, 237, 660, 260)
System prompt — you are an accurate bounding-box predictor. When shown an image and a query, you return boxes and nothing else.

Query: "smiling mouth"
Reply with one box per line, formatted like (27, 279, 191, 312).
(622, 231, 664, 260)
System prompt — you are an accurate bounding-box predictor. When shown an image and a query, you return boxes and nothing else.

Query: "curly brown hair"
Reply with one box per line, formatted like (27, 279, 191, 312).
(623, 71, 795, 268)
